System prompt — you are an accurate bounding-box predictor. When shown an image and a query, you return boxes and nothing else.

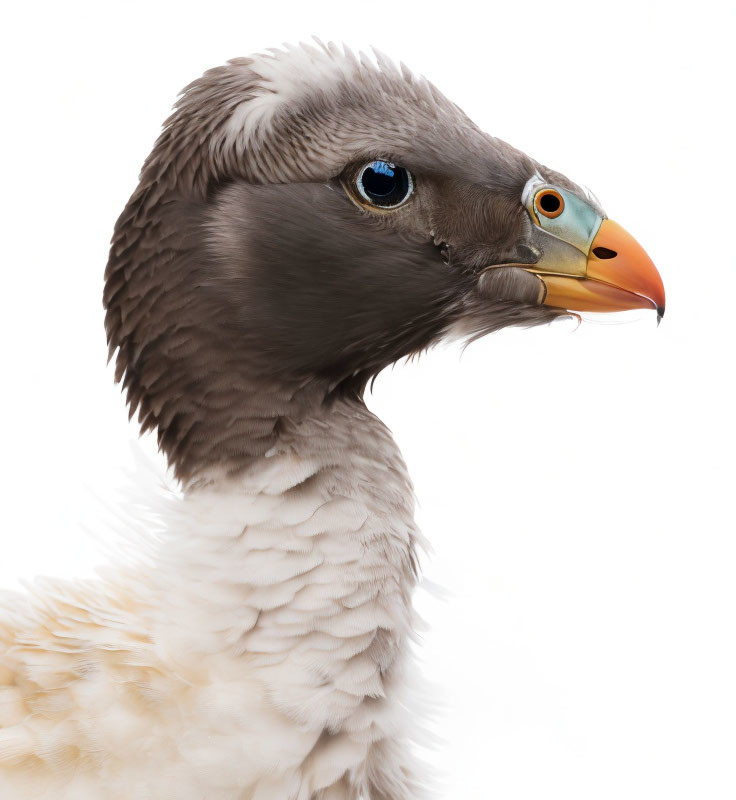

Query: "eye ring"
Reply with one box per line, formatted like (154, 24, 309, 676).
(534, 188, 565, 219)
(348, 160, 414, 211)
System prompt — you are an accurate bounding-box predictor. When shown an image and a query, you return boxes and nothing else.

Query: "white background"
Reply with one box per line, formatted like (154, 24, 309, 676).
(1, 1, 734, 797)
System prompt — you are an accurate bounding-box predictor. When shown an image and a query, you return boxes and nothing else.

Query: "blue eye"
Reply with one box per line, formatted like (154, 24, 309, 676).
(355, 160, 414, 209)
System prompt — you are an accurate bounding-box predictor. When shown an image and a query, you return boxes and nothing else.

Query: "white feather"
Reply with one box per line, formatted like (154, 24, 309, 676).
(0, 403, 427, 798)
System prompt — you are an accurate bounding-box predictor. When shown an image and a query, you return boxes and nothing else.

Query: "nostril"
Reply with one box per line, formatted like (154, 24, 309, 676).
(593, 246, 617, 259)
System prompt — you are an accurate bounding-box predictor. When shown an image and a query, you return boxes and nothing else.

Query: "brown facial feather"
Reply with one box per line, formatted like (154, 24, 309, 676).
(104, 49, 568, 480)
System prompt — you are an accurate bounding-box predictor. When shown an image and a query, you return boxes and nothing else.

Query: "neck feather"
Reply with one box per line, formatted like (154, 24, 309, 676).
(153, 397, 421, 676)
(148, 397, 421, 732)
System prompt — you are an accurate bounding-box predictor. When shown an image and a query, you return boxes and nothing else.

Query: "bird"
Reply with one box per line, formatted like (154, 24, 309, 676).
(0, 41, 665, 800)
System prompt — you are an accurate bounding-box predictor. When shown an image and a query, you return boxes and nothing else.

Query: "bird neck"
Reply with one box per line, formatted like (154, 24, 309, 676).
(152, 395, 422, 668)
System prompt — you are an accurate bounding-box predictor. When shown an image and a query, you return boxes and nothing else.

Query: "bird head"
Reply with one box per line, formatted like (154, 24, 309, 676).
(104, 42, 665, 478)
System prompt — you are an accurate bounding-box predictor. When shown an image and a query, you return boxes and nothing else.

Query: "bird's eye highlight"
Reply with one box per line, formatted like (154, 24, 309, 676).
(534, 188, 565, 219)
(354, 161, 414, 209)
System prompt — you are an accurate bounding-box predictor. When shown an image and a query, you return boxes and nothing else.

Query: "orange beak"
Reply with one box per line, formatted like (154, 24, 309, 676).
(540, 220, 666, 321)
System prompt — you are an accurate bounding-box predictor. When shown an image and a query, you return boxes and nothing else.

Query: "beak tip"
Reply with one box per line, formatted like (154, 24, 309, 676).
(656, 305, 665, 326)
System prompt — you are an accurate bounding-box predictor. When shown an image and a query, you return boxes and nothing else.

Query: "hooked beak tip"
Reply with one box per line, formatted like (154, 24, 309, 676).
(656, 306, 665, 326)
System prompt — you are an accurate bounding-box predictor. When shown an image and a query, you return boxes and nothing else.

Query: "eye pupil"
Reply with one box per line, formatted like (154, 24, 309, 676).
(362, 163, 397, 197)
(356, 161, 413, 208)
(539, 193, 561, 213)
